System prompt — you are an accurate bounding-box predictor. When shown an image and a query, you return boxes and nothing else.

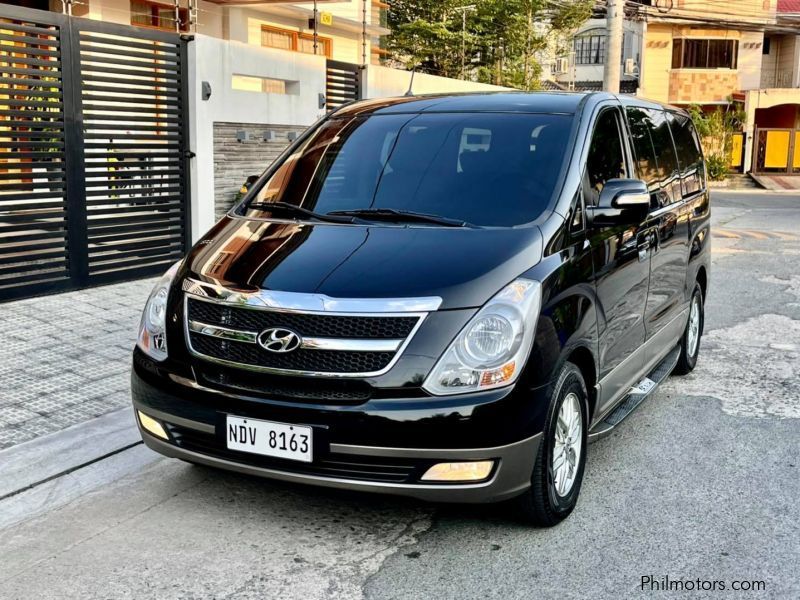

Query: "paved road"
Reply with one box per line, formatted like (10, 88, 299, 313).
(1, 191, 798, 599)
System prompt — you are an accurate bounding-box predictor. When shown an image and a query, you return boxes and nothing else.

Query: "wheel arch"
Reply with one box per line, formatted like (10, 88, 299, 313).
(695, 265, 708, 302)
(565, 345, 597, 420)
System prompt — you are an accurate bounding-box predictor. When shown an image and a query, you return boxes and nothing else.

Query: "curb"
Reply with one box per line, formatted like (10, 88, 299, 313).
(0, 407, 161, 530)
(711, 187, 800, 195)
(0, 407, 140, 500)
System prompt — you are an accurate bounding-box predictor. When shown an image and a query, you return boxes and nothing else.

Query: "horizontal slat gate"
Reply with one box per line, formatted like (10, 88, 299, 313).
(326, 59, 361, 110)
(0, 5, 189, 302)
(0, 11, 70, 295)
(78, 22, 188, 281)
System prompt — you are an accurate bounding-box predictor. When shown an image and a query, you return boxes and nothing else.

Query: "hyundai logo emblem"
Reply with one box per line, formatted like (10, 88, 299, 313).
(257, 327, 302, 353)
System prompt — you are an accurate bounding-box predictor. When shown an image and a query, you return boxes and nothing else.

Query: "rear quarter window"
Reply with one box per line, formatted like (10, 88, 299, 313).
(667, 112, 705, 197)
(626, 107, 682, 208)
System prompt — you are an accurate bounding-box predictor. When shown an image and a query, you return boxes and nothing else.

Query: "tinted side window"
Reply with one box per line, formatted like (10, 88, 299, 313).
(627, 106, 670, 208)
(584, 109, 627, 207)
(667, 112, 705, 197)
(636, 108, 682, 207)
(626, 107, 660, 189)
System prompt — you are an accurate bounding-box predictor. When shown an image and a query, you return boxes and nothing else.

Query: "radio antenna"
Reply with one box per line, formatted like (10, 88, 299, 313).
(404, 68, 416, 96)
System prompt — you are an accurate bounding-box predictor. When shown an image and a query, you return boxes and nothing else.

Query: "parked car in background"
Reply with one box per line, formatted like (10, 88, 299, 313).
(132, 92, 710, 525)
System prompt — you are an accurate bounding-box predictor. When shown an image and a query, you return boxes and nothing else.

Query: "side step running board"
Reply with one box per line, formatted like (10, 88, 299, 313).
(588, 344, 681, 441)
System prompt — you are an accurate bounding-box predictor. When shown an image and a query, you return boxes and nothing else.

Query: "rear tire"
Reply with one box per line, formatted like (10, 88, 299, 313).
(673, 282, 704, 375)
(511, 362, 588, 526)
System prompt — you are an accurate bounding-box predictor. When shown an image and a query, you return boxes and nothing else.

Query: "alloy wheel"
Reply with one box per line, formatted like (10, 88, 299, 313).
(687, 295, 701, 358)
(552, 392, 583, 497)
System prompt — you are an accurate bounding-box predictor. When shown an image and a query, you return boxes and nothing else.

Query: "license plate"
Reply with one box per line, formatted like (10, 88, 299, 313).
(225, 415, 312, 463)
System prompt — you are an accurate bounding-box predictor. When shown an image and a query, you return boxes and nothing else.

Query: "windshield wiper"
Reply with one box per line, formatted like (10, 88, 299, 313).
(327, 208, 473, 228)
(246, 201, 359, 224)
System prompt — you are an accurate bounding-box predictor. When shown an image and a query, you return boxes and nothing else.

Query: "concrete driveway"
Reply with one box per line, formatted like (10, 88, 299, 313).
(0, 191, 798, 599)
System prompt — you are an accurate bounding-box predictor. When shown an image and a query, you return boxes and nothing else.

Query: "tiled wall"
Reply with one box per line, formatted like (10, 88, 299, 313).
(212, 122, 302, 218)
(669, 71, 740, 103)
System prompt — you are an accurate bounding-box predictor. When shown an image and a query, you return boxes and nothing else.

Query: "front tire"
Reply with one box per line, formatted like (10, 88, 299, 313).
(512, 362, 588, 526)
(673, 282, 704, 375)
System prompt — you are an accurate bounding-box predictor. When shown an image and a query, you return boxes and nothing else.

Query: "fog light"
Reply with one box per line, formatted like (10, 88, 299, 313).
(137, 410, 168, 440)
(421, 461, 494, 482)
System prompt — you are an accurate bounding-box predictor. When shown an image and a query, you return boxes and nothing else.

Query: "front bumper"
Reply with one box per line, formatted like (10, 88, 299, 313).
(136, 412, 540, 503)
(132, 353, 546, 503)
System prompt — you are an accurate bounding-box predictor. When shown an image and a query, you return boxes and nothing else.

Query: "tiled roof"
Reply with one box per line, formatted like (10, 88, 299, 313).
(540, 79, 568, 91)
(572, 80, 639, 94)
(778, 0, 800, 13)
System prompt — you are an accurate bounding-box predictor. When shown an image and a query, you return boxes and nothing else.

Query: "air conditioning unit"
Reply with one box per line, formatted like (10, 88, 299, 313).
(624, 58, 638, 76)
(554, 57, 569, 75)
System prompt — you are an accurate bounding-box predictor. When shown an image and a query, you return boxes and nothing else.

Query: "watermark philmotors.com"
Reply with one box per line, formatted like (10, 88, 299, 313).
(641, 576, 766, 593)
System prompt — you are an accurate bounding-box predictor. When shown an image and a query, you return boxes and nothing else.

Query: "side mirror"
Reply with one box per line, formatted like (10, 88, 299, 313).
(587, 179, 649, 227)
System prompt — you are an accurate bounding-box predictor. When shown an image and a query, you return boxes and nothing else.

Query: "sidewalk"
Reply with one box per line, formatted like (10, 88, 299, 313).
(0, 279, 154, 450)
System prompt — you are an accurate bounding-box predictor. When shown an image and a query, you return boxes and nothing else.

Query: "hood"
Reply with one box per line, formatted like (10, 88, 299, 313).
(184, 218, 543, 310)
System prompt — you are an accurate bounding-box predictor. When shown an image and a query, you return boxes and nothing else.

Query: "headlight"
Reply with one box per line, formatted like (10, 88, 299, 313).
(423, 279, 541, 395)
(136, 260, 182, 361)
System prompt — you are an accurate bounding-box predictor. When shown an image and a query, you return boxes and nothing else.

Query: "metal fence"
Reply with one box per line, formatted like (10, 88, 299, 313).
(0, 4, 190, 302)
(326, 59, 361, 110)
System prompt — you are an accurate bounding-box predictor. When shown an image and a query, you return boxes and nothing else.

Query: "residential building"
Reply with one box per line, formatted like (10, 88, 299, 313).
(637, 1, 772, 108)
(634, 0, 800, 174)
(551, 14, 643, 94)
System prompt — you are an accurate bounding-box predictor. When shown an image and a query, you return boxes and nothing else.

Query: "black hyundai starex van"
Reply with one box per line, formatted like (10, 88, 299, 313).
(132, 92, 710, 525)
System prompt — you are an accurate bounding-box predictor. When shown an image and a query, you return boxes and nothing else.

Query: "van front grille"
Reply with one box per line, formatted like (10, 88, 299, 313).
(187, 298, 418, 339)
(184, 296, 424, 376)
(196, 366, 373, 404)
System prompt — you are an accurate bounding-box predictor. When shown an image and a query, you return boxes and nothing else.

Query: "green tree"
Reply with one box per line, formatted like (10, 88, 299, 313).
(387, 0, 592, 90)
(688, 100, 744, 181)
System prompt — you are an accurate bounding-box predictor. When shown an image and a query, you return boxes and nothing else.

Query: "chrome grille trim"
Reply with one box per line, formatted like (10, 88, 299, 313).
(182, 286, 434, 378)
(298, 337, 403, 352)
(188, 320, 258, 343)
(182, 277, 443, 313)
(188, 319, 403, 352)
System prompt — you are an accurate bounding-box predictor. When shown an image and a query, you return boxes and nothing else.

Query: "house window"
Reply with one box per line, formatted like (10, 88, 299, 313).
(574, 33, 606, 65)
(131, 0, 189, 32)
(672, 39, 738, 69)
(232, 75, 298, 95)
(260, 25, 332, 58)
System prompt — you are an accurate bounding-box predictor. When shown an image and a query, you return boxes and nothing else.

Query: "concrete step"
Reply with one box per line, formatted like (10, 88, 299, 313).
(709, 173, 760, 189)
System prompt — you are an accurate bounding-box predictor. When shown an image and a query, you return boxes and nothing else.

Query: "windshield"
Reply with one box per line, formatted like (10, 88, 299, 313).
(241, 112, 572, 227)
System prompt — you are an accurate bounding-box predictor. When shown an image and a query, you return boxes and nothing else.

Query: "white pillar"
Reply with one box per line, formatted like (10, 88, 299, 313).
(187, 37, 217, 243)
(742, 90, 757, 174)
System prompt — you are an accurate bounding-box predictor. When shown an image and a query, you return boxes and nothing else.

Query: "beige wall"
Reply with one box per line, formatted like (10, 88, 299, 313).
(675, 0, 775, 22)
(739, 30, 765, 91)
(669, 71, 739, 104)
(639, 24, 672, 102)
(366, 65, 510, 97)
(640, 23, 764, 105)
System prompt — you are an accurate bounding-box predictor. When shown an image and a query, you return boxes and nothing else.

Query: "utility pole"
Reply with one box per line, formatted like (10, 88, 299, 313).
(453, 5, 476, 80)
(603, 0, 623, 93)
